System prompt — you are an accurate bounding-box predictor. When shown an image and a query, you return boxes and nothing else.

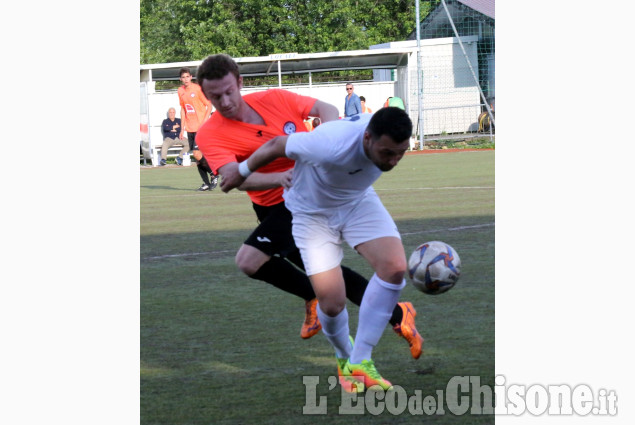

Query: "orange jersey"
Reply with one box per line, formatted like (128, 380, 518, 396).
(196, 89, 316, 206)
(178, 83, 211, 132)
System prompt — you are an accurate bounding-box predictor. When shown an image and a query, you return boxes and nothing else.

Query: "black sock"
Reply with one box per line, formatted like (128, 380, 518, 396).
(341, 266, 403, 326)
(249, 256, 315, 301)
(252, 254, 404, 325)
(285, 249, 305, 270)
(198, 164, 211, 185)
(341, 266, 366, 305)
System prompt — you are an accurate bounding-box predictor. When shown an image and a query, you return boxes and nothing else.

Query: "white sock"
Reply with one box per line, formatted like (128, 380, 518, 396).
(349, 274, 406, 364)
(317, 304, 352, 359)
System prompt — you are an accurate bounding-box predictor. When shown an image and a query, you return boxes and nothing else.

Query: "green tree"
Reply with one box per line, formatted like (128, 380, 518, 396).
(141, 0, 437, 64)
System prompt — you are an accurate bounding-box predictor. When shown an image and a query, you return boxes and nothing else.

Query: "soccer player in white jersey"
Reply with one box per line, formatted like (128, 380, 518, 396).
(220, 107, 413, 391)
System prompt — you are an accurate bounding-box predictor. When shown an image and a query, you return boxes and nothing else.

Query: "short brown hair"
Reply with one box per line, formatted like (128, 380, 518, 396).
(196, 54, 240, 86)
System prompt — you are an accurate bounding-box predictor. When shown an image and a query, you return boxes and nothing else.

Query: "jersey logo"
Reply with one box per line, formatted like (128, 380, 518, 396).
(283, 122, 297, 135)
(256, 236, 272, 243)
(348, 168, 363, 175)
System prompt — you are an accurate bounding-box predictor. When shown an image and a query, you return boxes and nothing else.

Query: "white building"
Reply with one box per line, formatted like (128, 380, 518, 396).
(141, 36, 488, 165)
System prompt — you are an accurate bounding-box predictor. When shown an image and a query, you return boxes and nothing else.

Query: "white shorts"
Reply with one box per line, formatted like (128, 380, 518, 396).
(291, 191, 401, 276)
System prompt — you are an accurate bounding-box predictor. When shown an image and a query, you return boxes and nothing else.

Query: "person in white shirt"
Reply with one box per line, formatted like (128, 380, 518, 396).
(220, 107, 413, 392)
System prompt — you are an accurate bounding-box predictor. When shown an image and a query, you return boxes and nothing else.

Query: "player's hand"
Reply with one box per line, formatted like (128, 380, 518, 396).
(219, 163, 246, 193)
(279, 169, 293, 189)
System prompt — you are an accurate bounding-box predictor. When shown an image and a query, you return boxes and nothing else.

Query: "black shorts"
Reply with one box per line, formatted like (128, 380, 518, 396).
(245, 201, 298, 258)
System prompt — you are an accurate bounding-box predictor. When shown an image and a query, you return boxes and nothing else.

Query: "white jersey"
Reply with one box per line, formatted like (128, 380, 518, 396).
(283, 113, 381, 214)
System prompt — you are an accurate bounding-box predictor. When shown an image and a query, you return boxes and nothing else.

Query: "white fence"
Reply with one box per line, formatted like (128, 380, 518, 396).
(141, 35, 493, 165)
(143, 81, 397, 165)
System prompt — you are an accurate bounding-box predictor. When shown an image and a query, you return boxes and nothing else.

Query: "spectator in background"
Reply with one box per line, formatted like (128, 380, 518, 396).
(344, 83, 361, 117)
(192, 149, 219, 191)
(160, 107, 188, 166)
(312, 117, 321, 129)
(383, 96, 405, 110)
(304, 119, 313, 132)
(178, 67, 212, 151)
(360, 96, 372, 113)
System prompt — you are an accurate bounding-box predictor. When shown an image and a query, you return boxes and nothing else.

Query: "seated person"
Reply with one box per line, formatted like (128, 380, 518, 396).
(160, 107, 189, 166)
(360, 96, 372, 113)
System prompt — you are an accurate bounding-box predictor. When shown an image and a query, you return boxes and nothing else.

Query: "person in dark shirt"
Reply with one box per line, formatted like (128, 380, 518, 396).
(160, 107, 189, 166)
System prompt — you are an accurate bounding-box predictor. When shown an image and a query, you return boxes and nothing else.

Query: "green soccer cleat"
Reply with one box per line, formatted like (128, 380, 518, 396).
(342, 359, 393, 392)
(336, 336, 356, 390)
(336, 336, 355, 375)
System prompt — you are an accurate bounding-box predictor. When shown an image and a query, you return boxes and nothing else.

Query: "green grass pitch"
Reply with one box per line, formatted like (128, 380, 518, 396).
(141, 150, 494, 424)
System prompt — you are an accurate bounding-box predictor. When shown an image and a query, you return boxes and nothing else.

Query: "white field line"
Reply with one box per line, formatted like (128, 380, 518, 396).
(140, 186, 494, 199)
(142, 250, 235, 261)
(375, 186, 494, 191)
(401, 222, 494, 236)
(142, 223, 494, 261)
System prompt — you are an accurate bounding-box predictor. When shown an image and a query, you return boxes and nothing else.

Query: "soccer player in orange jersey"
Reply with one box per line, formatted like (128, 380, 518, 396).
(178, 68, 214, 191)
(178, 67, 212, 151)
(195, 54, 423, 359)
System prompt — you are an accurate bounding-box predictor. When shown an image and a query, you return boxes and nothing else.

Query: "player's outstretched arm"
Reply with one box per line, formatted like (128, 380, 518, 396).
(220, 136, 290, 192)
(238, 169, 293, 191)
(310, 100, 339, 123)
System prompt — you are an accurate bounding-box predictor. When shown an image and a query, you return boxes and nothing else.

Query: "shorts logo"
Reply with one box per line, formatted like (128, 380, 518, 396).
(283, 122, 297, 135)
(256, 236, 272, 243)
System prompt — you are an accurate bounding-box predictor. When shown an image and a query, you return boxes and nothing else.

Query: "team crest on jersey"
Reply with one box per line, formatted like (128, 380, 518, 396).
(283, 121, 297, 135)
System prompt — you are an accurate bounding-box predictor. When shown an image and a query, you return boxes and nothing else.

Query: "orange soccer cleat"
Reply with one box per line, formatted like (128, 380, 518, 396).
(393, 302, 424, 359)
(301, 298, 322, 339)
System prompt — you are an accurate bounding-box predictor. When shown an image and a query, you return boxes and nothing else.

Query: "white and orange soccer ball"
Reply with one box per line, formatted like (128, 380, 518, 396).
(408, 241, 461, 295)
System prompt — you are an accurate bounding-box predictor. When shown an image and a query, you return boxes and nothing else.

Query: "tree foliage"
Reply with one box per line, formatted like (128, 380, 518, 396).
(140, 0, 436, 64)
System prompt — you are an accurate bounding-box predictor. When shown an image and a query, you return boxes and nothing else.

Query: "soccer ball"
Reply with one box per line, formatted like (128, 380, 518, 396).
(408, 241, 461, 295)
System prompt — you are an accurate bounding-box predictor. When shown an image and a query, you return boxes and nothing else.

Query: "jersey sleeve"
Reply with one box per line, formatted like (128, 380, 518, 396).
(275, 90, 316, 122)
(177, 87, 185, 108)
(195, 119, 237, 173)
(285, 128, 335, 164)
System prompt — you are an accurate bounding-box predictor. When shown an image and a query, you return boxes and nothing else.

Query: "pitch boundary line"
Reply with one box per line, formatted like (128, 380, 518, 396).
(142, 250, 235, 261)
(401, 222, 494, 236)
(375, 186, 494, 191)
(142, 223, 494, 261)
(140, 186, 494, 199)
